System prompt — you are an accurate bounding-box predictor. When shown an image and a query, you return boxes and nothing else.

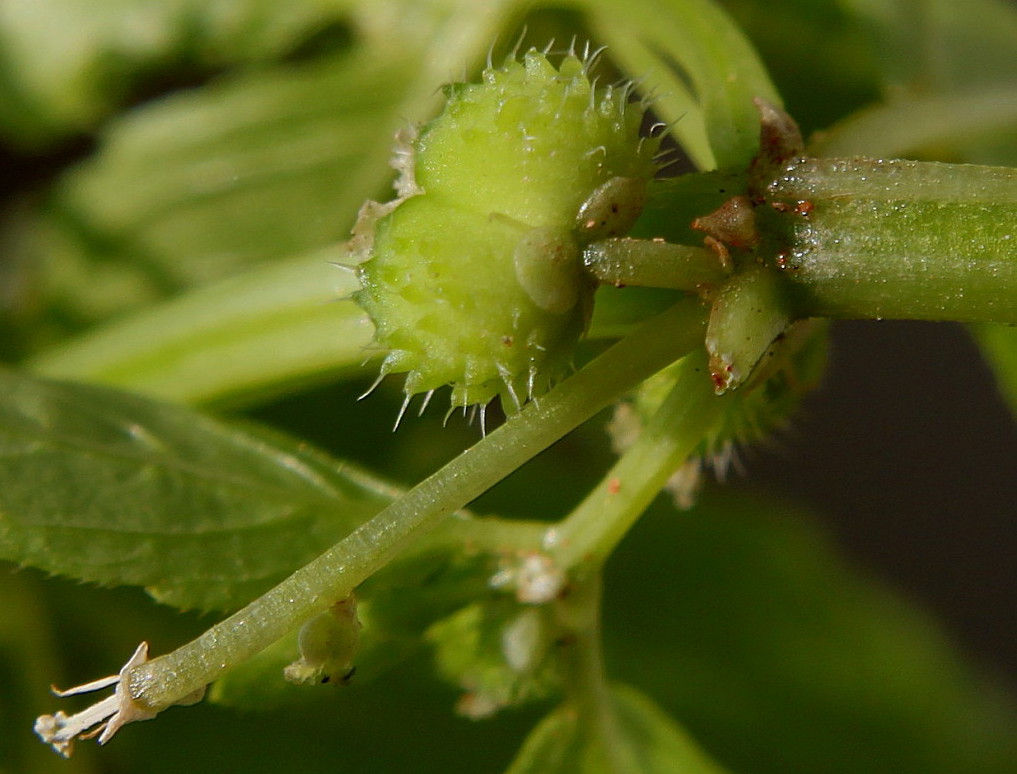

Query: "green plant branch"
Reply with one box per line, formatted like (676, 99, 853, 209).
(587, 156, 1017, 329)
(553, 348, 724, 570)
(123, 298, 708, 714)
(555, 572, 644, 774)
(758, 158, 1017, 323)
(583, 238, 727, 290)
(30, 156, 1014, 413)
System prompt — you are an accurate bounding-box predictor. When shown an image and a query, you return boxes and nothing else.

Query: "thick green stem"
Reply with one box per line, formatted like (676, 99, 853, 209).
(554, 349, 724, 569)
(125, 299, 707, 711)
(759, 158, 1017, 322)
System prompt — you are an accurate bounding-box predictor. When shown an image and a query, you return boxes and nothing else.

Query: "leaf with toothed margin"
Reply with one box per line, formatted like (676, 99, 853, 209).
(0, 368, 393, 612)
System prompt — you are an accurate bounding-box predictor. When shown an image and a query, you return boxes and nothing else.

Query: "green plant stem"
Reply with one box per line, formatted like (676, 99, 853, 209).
(556, 572, 642, 774)
(583, 238, 727, 290)
(553, 348, 724, 569)
(758, 158, 1017, 322)
(125, 298, 707, 712)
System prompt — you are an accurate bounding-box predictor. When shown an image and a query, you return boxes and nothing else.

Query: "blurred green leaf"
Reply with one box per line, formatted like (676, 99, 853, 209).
(49, 46, 419, 287)
(605, 491, 1017, 774)
(503, 700, 585, 773)
(28, 247, 374, 407)
(0, 0, 357, 146)
(837, 0, 1017, 96)
(971, 324, 1017, 420)
(505, 684, 731, 774)
(0, 368, 393, 611)
(576, 0, 780, 169)
(719, 0, 882, 135)
(5, 0, 522, 353)
(428, 600, 561, 719)
(26, 242, 681, 408)
(2, 45, 421, 344)
(604, 685, 732, 774)
(809, 86, 1017, 161)
(803, 0, 1017, 162)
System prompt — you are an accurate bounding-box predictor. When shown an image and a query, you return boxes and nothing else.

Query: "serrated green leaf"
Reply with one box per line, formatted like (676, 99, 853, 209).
(573, 0, 779, 169)
(505, 685, 730, 774)
(0, 368, 392, 611)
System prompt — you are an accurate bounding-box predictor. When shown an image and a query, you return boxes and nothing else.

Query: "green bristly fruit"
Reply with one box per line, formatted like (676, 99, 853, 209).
(352, 49, 659, 411)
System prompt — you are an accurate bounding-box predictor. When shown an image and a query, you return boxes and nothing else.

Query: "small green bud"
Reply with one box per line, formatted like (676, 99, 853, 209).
(575, 176, 649, 242)
(513, 226, 584, 314)
(609, 319, 827, 506)
(284, 596, 361, 686)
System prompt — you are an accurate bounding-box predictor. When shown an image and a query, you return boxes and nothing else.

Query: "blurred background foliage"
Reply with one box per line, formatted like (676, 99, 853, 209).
(1, 0, 1016, 772)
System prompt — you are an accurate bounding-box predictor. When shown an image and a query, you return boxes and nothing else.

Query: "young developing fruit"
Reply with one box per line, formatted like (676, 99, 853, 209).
(351, 49, 659, 412)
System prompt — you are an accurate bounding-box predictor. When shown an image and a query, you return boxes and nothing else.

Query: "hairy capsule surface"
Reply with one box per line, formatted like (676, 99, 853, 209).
(351, 49, 658, 410)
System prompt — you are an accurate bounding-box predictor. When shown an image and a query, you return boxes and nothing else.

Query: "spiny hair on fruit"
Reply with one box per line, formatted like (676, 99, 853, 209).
(349, 46, 661, 421)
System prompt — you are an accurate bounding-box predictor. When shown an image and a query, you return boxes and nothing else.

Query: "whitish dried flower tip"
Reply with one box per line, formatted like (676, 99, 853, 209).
(491, 552, 567, 604)
(34, 642, 187, 758)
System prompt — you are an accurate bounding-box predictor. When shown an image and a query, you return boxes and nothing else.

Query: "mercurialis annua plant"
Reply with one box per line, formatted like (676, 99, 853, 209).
(14, 3, 1017, 767)
(351, 49, 660, 410)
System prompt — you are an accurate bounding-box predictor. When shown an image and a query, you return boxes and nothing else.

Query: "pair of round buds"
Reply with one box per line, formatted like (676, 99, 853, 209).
(351, 49, 660, 413)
